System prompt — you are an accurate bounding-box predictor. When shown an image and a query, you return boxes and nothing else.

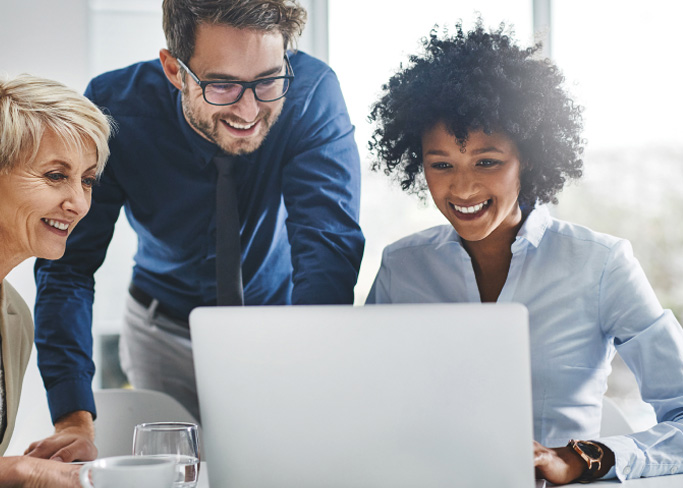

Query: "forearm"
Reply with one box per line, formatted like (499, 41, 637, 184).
(606, 309, 683, 479)
(34, 178, 122, 419)
(34, 260, 98, 421)
(0, 457, 23, 488)
(0, 457, 79, 488)
(0, 457, 44, 488)
(598, 420, 683, 480)
(55, 410, 95, 440)
(289, 225, 364, 304)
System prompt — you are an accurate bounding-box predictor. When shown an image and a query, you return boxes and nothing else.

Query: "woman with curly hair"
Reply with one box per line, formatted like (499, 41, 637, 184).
(366, 21, 683, 484)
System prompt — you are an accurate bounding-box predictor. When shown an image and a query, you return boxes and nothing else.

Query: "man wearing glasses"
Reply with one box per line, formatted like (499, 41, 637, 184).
(29, 0, 363, 462)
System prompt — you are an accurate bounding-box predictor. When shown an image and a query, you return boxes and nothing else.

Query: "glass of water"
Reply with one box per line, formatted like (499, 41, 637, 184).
(133, 422, 200, 488)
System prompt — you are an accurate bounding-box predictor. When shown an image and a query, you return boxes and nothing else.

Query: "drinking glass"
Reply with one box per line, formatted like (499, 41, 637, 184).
(133, 422, 200, 488)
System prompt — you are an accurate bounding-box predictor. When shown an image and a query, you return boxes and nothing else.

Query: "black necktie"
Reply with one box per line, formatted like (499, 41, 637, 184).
(213, 153, 244, 306)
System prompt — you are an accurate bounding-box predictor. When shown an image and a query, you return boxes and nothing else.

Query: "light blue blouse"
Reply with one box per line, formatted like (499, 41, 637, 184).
(366, 206, 683, 481)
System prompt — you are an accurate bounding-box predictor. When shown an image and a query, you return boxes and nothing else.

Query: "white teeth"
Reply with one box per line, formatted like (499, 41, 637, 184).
(452, 201, 488, 214)
(43, 219, 69, 231)
(226, 120, 256, 130)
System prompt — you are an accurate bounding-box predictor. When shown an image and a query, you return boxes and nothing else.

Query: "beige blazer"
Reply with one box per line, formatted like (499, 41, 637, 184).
(0, 280, 33, 455)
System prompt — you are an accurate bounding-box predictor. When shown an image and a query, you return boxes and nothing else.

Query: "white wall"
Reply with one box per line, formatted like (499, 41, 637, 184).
(0, 0, 89, 88)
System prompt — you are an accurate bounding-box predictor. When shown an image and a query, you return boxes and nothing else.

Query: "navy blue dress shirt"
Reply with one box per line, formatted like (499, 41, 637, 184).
(34, 52, 364, 422)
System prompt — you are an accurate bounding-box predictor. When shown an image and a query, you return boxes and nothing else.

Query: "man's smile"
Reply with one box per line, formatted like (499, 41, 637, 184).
(220, 118, 261, 137)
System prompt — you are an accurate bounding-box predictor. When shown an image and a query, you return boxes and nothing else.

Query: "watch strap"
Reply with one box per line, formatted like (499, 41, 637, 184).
(567, 439, 604, 482)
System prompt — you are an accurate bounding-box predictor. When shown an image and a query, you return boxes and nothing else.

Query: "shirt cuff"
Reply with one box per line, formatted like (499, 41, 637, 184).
(597, 435, 646, 481)
(47, 378, 97, 424)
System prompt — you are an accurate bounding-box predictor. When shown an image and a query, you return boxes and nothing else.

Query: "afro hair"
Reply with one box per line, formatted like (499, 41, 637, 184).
(368, 20, 584, 206)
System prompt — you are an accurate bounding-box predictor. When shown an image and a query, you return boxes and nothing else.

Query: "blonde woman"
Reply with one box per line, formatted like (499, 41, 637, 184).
(0, 74, 111, 487)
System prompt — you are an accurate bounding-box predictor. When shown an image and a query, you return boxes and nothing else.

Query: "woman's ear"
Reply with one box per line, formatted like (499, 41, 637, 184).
(159, 49, 184, 91)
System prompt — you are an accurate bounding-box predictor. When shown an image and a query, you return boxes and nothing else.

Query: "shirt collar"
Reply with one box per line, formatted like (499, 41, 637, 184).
(433, 226, 465, 252)
(438, 204, 551, 250)
(514, 205, 551, 249)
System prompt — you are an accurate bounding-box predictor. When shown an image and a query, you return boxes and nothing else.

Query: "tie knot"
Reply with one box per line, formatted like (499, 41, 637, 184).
(212, 153, 236, 177)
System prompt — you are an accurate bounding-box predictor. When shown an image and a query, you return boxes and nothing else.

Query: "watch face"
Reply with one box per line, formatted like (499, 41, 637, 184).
(577, 441, 601, 460)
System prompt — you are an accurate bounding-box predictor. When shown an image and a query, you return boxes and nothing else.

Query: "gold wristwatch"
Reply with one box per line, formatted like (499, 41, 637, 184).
(567, 439, 604, 483)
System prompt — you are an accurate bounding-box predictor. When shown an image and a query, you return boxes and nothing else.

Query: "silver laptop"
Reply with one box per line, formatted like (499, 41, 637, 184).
(190, 303, 537, 488)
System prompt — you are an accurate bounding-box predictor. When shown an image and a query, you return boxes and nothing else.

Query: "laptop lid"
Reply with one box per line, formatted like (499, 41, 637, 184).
(190, 303, 535, 488)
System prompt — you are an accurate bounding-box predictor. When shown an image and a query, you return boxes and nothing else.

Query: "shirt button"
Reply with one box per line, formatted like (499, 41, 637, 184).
(623, 466, 631, 475)
(671, 466, 678, 475)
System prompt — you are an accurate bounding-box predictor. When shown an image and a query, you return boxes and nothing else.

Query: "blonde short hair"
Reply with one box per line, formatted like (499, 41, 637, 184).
(0, 73, 113, 176)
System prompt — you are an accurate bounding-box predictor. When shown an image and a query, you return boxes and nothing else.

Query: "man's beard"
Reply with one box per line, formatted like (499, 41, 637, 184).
(181, 91, 282, 155)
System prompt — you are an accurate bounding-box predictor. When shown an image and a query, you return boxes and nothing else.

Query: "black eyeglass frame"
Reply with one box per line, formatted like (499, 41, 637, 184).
(176, 55, 295, 106)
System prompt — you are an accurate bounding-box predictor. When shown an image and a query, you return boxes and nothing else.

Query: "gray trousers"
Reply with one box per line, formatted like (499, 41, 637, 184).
(119, 294, 201, 421)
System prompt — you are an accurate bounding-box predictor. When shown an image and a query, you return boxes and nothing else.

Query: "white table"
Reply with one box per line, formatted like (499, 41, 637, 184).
(197, 463, 683, 488)
(197, 462, 209, 488)
(564, 473, 683, 487)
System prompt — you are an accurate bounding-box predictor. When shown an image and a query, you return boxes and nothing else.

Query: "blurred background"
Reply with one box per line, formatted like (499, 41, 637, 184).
(1, 0, 681, 449)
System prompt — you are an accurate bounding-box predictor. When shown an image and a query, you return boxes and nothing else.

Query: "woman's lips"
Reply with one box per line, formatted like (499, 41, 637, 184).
(41, 218, 69, 236)
(448, 199, 492, 220)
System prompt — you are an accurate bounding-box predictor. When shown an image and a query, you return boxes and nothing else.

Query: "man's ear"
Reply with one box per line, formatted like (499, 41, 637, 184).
(160, 48, 183, 91)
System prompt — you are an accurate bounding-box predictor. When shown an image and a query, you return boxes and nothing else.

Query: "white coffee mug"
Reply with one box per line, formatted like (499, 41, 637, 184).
(79, 455, 175, 488)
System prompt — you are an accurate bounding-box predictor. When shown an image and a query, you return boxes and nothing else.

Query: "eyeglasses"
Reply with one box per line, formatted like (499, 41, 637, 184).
(177, 56, 294, 106)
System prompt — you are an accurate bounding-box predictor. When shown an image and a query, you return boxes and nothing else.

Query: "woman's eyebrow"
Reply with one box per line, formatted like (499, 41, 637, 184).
(470, 146, 504, 155)
(423, 149, 450, 156)
(39, 159, 73, 170)
(38, 160, 97, 174)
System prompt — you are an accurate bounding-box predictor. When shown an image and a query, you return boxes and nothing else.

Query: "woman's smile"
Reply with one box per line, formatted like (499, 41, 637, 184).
(41, 218, 72, 235)
(448, 199, 493, 218)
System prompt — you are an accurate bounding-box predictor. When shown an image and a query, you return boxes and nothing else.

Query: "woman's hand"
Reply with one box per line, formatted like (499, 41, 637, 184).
(534, 441, 586, 484)
(0, 457, 80, 488)
(533, 440, 615, 485)
(24, 410, 97, 462)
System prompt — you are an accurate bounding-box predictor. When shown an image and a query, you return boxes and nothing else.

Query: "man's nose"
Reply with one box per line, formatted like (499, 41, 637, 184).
(232, 87, 260, 122)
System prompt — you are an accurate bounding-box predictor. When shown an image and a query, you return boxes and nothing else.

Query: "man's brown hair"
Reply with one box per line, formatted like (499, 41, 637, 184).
(163, 0, 307, 62)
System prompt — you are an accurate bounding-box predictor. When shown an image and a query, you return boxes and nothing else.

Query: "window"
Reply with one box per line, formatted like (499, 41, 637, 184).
(551, 0, 683, 319)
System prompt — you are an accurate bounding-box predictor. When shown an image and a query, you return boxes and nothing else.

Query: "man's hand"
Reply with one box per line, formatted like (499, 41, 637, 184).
(0, 456, 80, 488)
(533, 440, 615, 485)
(24, 410, 97, 462)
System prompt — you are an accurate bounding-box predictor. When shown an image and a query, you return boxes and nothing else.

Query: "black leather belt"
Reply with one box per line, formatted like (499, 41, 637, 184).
(128, 283, 188, 323)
